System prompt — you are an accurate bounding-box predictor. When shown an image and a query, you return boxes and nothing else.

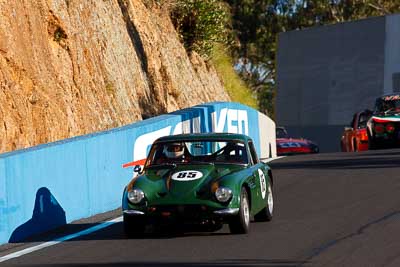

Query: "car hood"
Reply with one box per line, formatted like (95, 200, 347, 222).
(138, 164, 243, 200)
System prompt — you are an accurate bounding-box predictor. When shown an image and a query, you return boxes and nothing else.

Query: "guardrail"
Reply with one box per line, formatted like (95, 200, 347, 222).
(0, 102, 275, 244)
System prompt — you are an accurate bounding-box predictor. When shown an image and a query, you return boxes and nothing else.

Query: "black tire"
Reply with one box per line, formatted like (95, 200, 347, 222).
(254, 179, 273, 222)
(368, 131, 378, 150)
(123, 214, 146, 237)
(229, 188, 250, 234)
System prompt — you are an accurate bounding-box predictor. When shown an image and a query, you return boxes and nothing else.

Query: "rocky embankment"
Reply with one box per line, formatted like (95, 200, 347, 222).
(0, 0, 229, 153)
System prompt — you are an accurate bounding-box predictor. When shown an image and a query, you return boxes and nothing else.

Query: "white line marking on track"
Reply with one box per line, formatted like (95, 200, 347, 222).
(261, 156, 285, 163)
(0, 216, 123, 263)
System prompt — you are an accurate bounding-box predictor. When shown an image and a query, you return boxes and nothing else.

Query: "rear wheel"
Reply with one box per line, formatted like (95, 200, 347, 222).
(123, 214, 146, 238)
(368, 131, 378, 150)
(254, 180, 273, 222)
(229, 188, 250, 234)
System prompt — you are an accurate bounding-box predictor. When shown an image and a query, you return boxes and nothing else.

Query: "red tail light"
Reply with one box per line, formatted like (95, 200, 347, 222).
(374, 124, 385, 134)
(386, 123, 395, 133)
(358, 129, 368, 141)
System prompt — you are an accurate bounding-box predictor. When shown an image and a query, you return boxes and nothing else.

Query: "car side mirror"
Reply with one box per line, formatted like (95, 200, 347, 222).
(344, 127, 353, 131)
(133, 165, 142, 173)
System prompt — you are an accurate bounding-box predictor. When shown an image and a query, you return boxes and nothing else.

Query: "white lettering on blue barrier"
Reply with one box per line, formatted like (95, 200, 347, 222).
(227, 109, 238, 133)
(133, 127, 172, 163)
(237, 110, 249, 135)
(132, 109, 249, 163)
(192, 116, 201, 133)
(173, 120, 190, 135)
(212, 108, 228, 132)
(211, 109, 248, 135)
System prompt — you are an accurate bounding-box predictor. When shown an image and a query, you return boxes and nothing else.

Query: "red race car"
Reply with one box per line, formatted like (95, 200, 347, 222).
(341, 110, 372, 152)
(276, 127, 319, 156)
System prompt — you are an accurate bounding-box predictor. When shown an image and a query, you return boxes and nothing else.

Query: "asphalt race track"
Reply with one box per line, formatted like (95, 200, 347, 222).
(1, 149, 400, 267)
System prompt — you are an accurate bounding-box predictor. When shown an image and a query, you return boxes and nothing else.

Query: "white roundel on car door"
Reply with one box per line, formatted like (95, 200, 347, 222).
(258, 169, 267, 199)
(171, 170, 203, 181)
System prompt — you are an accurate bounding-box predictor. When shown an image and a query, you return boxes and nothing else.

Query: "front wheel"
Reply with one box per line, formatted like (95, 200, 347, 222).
(229, 188, 250, 234)
(254, 181, 273, 222)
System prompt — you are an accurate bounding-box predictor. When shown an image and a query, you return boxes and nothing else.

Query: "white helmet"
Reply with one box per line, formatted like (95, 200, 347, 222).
(163, 143, 184, 158)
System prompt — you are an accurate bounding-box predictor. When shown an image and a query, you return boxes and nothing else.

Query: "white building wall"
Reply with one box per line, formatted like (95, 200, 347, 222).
(384, 14, 400, 94)
(276, 15, 399, 152)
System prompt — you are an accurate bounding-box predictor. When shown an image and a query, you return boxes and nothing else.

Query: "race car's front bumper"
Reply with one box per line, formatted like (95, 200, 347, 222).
(213, 208, 239, 215)
(124, 207, 239, 216)
(123, 210, 145, 215)
(123, 205, 239, 225)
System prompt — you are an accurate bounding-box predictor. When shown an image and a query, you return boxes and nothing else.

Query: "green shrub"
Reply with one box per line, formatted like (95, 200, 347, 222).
(168, 0, 257, 109)
(171, 0, 231, 58)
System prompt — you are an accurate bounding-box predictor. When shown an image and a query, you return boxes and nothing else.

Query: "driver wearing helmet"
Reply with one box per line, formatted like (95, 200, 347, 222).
(162, 142, 187, 162)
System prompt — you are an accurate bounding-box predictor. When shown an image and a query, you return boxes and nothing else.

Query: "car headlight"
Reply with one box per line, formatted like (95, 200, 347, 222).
(127, 189, 145, 204)
(215, 187, 232, 203)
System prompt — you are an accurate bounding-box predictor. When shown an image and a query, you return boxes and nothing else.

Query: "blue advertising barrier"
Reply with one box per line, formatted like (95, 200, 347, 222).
(0, 102, 275, 244)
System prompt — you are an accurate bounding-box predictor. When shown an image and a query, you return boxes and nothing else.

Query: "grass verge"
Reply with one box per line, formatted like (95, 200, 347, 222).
(210, 44, 258, 109)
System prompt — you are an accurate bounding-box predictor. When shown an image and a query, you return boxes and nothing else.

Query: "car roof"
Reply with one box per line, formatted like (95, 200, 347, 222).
(154, 133, 252, 143)
(378, 93, 400, 98)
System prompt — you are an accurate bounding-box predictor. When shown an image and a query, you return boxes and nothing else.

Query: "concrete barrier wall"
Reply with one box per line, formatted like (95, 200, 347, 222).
(0, 102, 275, 244)
(258, 113, 277, 158)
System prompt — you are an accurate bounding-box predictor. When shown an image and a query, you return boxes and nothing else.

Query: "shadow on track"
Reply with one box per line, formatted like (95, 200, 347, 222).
(22, 259, 306, 267)
(10, 222, 232, 244)
(71, 222, 233, 241)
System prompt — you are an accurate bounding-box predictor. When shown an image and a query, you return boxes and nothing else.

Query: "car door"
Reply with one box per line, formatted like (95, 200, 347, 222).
(247, 141, 267, 213)
(344, 114, 357, 151)
(350, 113, 360, 151)
(354, 111, 371, 151)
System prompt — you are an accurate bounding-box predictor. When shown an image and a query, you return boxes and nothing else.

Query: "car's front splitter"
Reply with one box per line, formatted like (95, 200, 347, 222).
(123, 210, 145, 215)
(123, 205, 239, 224)
(213, 208, 239, 215)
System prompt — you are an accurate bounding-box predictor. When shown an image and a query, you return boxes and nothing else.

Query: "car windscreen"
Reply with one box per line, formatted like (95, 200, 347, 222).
(375, 95, 400, 114)
(358, 111, 372, 128)
(146, 140, 249, 166)
(276, 128, 288, 138)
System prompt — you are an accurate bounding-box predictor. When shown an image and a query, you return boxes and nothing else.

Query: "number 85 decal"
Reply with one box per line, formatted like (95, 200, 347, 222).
(172, 170, 203, 181)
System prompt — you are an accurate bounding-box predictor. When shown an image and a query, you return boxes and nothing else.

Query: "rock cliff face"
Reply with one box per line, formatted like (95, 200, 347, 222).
(0, 0, 229, 153)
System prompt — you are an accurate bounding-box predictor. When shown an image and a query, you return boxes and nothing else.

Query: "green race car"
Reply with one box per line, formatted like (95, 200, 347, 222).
(122, 133, 274, 236)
